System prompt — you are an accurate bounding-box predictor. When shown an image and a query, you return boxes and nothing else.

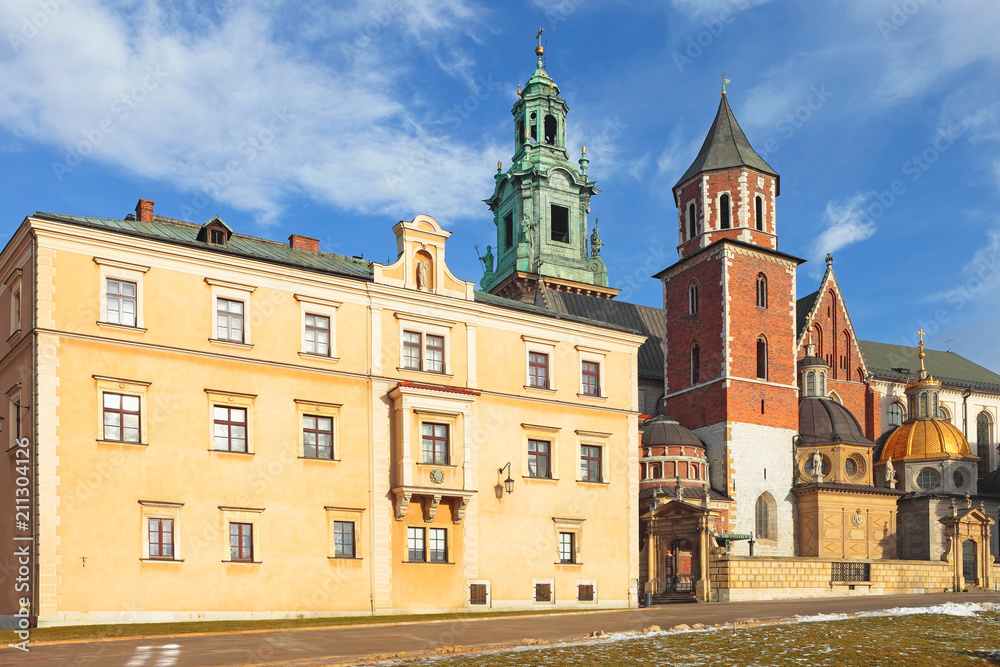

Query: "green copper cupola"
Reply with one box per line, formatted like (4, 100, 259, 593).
(481, 33, 617, 303)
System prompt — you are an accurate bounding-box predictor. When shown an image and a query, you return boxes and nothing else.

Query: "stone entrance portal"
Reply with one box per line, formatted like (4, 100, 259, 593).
(963, 540, 977, 584)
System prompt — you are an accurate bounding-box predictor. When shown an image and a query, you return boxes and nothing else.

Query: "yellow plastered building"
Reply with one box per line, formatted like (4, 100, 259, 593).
(0, 203, 643, 626)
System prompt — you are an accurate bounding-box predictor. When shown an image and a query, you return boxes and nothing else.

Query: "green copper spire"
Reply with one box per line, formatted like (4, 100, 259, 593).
(482, 36, 616, 302)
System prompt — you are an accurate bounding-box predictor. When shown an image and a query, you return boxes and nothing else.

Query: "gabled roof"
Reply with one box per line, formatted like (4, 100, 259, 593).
(674, 94, 778, 193)
(796, 290, 820, 339)
(859, 340, 1000, 393)
(539, 289, 664, 381)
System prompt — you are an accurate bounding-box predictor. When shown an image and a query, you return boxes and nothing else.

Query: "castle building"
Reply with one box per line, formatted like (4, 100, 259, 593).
(0, 202, 644, 626)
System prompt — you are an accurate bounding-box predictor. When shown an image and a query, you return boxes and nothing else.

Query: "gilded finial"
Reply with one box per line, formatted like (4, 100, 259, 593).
(721, 72, 732, 95)
(581, 145, 586, 154)
(535, 26, 544, 58)
(497, 160, 502, 172)
(918, 329, 927, 374)
(517, 83, 521, 99)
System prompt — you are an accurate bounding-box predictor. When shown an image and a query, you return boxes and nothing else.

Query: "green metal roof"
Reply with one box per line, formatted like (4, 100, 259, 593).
(473, 290, 640, 335)
(859, 340, 1000, 393)
(674, 94, 778, 192)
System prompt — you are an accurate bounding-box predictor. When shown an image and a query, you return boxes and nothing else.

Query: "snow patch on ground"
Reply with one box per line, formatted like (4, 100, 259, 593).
(791, 601, 999, 624)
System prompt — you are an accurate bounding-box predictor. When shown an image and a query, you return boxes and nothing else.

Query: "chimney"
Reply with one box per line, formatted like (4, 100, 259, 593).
(135, 199, 154, 222)
(289, 234, 320, 252)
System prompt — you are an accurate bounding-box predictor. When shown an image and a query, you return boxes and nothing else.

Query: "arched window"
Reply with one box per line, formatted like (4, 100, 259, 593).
(543, 114, 557, 145)
(919, 392, 928, 418)
(691, 342, 701, 385)
(819, 371, 826, 394)
(932, 393, 939, 419)
(650, 464, 661, 479)
(857, 368, 866, 383)
(756, 336, 767, 379)
(688, 281, 699, 315)
(940, 405, 951, 422)
(806, 371, 816, 395)
(977, 412, 992, 446)
(888, 402, 904, 427)
(755, 196, 764, 231)
(719, 193, 731, 229)
(755, 493, 773, 540)
(516, 118, 524, 147)
(756, 274, 768, 308)
(687, 202, 697, 239)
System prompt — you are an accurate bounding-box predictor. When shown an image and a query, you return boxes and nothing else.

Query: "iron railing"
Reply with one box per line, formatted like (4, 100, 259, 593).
(832, 561, 870, 582)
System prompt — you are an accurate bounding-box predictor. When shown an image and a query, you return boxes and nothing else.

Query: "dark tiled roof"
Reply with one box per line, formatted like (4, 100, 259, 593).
(674, 94, 778, 191)
(641, 415, 702, 448)
(35, 213, 374, 280)
(796, 290, 820, 339)
(859, 340, 1000, 393)
(798, 396, 873, 447)
(793, 482, 903, 496)
(473, 290, 639, 333)
(540, 289, 663, 380)
(639, 485, 730, 501)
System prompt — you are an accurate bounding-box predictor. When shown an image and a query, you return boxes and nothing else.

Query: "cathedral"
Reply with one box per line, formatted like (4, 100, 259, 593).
(481, 41, 999, 602)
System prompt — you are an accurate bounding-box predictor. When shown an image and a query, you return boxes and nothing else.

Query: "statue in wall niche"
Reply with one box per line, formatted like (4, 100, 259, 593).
(590, 222, 605, 257)
(416, 259, 429, 291)
(812, 451, 824, 480)
(885, 457, 896, 488)
(522, 213, 535, 257)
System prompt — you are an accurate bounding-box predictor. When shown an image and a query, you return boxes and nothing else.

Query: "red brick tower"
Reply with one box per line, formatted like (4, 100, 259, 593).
(655, 90, 804, 556)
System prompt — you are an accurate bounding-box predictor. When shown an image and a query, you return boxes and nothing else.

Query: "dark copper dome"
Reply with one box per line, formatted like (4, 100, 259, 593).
(798, 396, 874, 447)
(641, 415, 702, 448)
(980, 468, 1000, 496)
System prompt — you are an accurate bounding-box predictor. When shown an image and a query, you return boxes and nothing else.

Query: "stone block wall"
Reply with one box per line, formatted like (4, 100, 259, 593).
(710, 556, 953, 601)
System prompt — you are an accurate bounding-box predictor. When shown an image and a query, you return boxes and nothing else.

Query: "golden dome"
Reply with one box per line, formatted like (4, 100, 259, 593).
(878, 419, 974, 463)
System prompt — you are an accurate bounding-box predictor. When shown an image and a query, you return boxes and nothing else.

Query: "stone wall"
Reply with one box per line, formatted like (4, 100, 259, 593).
(710, 556, 953, 601)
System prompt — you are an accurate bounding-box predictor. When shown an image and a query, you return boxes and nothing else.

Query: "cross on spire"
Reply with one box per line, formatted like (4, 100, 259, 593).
(721, 72, 732, 95)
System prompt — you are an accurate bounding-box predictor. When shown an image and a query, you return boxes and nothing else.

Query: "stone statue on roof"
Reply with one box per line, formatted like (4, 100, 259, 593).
(590, 223, 604, 257)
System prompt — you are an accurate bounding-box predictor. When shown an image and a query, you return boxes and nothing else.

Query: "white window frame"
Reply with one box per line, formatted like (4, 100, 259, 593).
(296, 399, 342, 461)
(95, 375, 151, 446)
(295, 294, 340, 361)
(553, 517, 584, 566)
(576, 430, 611, 484)
(139, 500, 183, 562)
(220, 506, 263, 564)
(5, 268, 22, 339)
(522, 423, 561, 482)
(325, 506, 364, 559)
(576, 345, 608, 400)
(94, 258, 149, 332)
(206, 389, 256, 454)
(206, 278, 256, 347)
(523, 335, 557, 392)
(395, 313, 453, 377)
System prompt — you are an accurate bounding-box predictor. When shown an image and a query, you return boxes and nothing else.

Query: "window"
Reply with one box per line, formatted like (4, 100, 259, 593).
(504, 212, 514, 249)
(755, 494, 771, 539)
(916, 468, 939, 490)
(544, 114, 557, 145)
(103, 393, 141, 443)
(229, 522, 253, 562)
(210, 229, 226, 244)
(516, 119, 524, 147)
(977, 412, 992, 475)
(421, 423, 449, 465)
(581, 445, 602, 482)
(534, 582, 552, 602)
(550, 204, 569, 243)
(581, 361, 600, 396)
(755, 196, 764, 231)
(470, 583, 488, 605)
(214, 406, 247, 452)
(559, 532, 575, 563)
(691, 342, 700, 385)
(819, 371, 826, 394)
(756, 336, 768, 380)
(953, 469, 966, 489)
(148, 518, 174, 559)
(578, 584, 595, 601)
(840, 330, 851, 371)
(812, 324, 823, 357)
(688, 281, 698, 314)
(529, 351, 550, 388)
(719, 193, 731, 229)
(528, 439, 552, 478)
(687, 202, 697, 239)
(756, 273, 768, 308)
(806, 371, 816, 395)
(10, 283, 20, 333)
(402, 330, 446, 373)
(106, 279, 137, 326)
(919, 392, 928, 418)
(216, 298, 244, 342)
(304, 314, 330, 356)
(407, 527, 447, 562)
(303, 414, 334, 459)
(333, 521, 355, 557)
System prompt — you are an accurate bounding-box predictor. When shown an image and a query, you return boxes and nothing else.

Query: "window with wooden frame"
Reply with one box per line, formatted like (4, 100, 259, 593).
(333, 521, 355, 557)
(535, 582, 552, 602)
(229, 522, 253, 562)
(558, 532, 575, 563)
(581, 361, 600, 396)
(470, 583, 488, 605)
(302, 414, 334, 460)
(580, 445, 602, 482)
(401, 330, 446, 373)
(148, 518, 174, 560)
(304, 314, 331, 356)
(407, 526, 425, 561)
(578, 584, 595, 602)
(421, 422, 449, 465)
(528, 439, 551, 478)
(214, 406, 247, 452)
(103, 392, 141, 443)
(529, 351, 550, 389)
(216, 298, 245, 342)
(106, 279, 137, 327)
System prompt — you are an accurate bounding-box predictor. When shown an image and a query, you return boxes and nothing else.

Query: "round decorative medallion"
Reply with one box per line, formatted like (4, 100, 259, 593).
(851, 509, 864, 528)
(429, 469, 444, 484)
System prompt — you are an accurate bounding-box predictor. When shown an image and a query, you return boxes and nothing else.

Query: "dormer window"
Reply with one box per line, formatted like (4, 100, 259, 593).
(211, 229, 225, 244)
(197, 216, 233, 246)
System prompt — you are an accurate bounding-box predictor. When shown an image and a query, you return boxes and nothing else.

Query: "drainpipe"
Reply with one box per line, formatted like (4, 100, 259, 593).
(962, 387, 971, 440)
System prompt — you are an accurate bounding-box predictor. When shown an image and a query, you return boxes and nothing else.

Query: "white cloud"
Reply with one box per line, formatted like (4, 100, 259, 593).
(670, 0, 772, 19)
(810, 194, 877, 265)
(0, 0, 499, 226)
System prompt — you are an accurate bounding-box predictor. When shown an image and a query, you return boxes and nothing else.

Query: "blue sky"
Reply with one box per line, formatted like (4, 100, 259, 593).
(2, 0, 1000, 370)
